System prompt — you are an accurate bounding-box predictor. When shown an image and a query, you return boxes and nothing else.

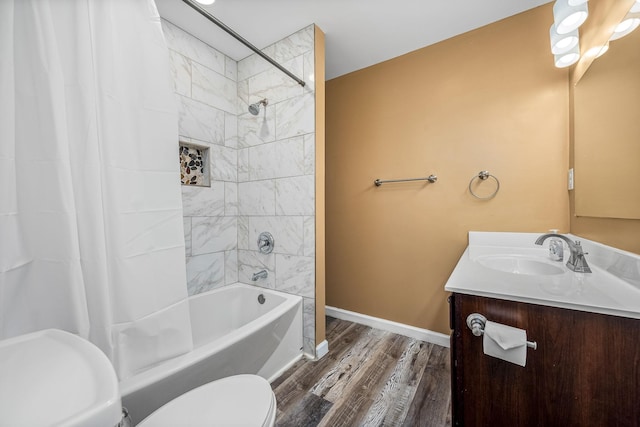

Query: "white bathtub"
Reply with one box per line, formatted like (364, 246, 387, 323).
(120, 283, 303, 424)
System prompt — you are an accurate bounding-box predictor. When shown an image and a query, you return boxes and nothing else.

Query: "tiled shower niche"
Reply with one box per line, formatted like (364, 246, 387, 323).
(179, 142, 210, 187)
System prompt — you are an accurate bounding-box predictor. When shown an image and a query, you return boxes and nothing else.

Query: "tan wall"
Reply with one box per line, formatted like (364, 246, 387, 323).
(570, 215, 640, 254)
(325, 4, 569, 335)
(315, 25, 327, 346)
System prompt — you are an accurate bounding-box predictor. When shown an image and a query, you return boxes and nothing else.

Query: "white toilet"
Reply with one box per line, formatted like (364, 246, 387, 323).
(0, 329, 276, 427)
(137, 374, 276, 427)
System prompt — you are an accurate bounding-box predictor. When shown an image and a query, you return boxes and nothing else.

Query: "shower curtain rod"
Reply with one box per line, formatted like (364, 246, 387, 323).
(181, 0, 306, 87)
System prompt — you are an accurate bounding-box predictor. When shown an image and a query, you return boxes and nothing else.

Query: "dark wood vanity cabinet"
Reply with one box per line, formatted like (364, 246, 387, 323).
(449, 293, 640, 427)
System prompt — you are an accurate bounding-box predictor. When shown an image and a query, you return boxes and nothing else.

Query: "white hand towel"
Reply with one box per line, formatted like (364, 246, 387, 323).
(483, 320, 527, 366)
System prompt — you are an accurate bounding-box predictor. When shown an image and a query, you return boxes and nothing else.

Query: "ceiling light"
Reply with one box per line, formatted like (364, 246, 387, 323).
(194, 0, 215, 4)
(553, 0, 589, 34)
(632, 1, 640, 14)
(549, 24, 579, 54)
(567, 0, 588, 4)
(610, 12, 640, 41)
(554, 44, 580, 68)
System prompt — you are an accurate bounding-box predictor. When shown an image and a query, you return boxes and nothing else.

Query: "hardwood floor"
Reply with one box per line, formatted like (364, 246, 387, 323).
(272, 317, 452, 427)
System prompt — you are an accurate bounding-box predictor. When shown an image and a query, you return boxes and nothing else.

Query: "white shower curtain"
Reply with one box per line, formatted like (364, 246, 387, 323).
(0, 0, 193, 379)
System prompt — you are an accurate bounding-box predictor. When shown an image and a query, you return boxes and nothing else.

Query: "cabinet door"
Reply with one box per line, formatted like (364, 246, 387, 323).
(451, 293, 640, 427)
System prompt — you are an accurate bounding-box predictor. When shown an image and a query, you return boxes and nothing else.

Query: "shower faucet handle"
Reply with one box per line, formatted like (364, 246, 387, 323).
(257, 232, 275, 254)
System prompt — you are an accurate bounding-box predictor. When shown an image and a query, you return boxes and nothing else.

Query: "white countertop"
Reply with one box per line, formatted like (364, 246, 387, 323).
(444, 232, 640, 319)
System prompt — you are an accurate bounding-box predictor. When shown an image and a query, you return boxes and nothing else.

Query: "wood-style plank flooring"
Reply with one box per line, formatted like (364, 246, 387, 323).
(271, 317, 451, 427)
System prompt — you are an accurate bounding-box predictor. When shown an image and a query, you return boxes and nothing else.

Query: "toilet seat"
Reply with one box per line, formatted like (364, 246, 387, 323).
(137, 374, 276, 427)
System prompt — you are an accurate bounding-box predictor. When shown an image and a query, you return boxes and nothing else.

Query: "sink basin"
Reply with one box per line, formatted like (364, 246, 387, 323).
(475, 255, 565, 276)
(0, 329, 122, 427)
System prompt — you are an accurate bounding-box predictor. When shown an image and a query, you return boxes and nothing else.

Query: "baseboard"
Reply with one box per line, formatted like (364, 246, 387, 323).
(325, 306, 450, 348)
(315, 340, 329, 359)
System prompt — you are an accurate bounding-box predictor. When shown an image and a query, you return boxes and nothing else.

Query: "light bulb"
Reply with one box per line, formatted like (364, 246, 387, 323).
(554, 43, 580, 68)
(610, 16, 640, 41)
(553, 0, 589, 34)
(550, 24, 579, 54)
(585, 43, 609, 58)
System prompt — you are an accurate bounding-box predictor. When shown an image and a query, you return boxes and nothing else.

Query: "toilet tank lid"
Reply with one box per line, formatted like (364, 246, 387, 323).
(0, 329, 122, 427)
(138, 374, 275, 427)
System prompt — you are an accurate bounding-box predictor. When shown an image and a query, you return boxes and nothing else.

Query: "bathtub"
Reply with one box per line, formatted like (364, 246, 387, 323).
(120, 283, 303, 424)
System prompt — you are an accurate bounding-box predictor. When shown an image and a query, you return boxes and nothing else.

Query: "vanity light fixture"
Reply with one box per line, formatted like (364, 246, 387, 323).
(549, 23, 579, 54)
(194, 0, 215, 4)
(609, 11, 640, 41)
(554, 44, 581, 68)
(553, 0, 589, 34)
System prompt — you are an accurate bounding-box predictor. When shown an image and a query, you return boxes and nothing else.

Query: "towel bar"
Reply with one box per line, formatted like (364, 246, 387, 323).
(374, 174, 437, 187)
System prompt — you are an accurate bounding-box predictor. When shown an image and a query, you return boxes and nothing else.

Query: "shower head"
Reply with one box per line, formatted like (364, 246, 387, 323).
(248, 103, 260, 115)
(248, 99, 268, 115)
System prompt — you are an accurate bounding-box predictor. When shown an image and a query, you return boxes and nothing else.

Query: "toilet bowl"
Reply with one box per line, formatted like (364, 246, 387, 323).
(137, 375, 276, 427)
(0, 329, 276, 427)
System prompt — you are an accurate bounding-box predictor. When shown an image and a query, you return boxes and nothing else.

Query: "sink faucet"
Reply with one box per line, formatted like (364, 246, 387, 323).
(534, 233, 592, 273)
(252, 269, 268, 281)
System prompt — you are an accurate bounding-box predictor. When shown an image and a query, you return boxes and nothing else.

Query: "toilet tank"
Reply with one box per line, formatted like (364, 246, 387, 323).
(0, 329, 122, 427)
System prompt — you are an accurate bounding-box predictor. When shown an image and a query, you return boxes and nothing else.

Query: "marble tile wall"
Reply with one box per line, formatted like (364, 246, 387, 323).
(163, 19, 238, 296)
(164, 20, 317, 356)
(237, 25, 317, 356)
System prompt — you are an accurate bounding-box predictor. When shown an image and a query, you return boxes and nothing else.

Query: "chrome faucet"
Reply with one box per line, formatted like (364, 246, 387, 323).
(535, 233, 592, 273)
(251, 269, 268, 281)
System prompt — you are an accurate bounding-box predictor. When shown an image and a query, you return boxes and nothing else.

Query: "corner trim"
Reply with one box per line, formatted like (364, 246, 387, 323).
(325, 306, 450, 348)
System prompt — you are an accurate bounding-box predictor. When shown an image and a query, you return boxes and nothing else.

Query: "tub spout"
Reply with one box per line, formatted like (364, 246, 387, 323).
(252, 269, 268, 281)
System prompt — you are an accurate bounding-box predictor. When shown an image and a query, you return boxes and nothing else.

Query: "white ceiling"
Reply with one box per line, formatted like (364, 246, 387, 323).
(155, 0, 553, 80)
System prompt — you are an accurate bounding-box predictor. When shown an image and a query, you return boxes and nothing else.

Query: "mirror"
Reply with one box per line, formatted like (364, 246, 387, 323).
(574, 21, 640, 219)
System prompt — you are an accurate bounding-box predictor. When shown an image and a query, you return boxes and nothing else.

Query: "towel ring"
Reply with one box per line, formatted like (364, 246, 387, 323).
(469, 171, 500, 200)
